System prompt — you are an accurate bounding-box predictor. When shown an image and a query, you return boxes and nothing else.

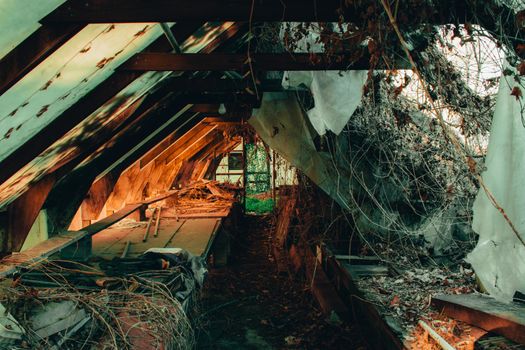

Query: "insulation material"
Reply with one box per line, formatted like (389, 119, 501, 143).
(467, 67, 525, 302)
(283, 70, 367, 135)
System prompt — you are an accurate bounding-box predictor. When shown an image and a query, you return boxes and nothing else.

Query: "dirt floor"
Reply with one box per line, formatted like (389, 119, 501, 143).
(195, 215, 368, 349)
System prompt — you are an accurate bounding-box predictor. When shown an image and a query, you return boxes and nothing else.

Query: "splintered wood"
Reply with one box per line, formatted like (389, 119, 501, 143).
(405, 312, 486, 350)
(157, 180, 239, 218)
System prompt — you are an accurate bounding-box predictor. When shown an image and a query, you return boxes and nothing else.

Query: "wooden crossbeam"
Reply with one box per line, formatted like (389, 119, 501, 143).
(0, 23, 85, 96)
(120, 52, 401, 71)
(42, 0, 468, 24)
(159, 77, 296, 93)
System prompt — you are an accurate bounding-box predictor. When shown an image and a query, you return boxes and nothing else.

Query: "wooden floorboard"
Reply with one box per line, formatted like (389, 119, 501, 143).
(92, 218, 221, 258)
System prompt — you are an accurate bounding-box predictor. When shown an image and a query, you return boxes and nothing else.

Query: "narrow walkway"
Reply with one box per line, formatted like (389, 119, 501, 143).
(196, 215, 368, 349)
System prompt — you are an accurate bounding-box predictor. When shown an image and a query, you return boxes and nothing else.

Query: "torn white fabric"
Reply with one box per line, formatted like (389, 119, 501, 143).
(279, 23, 367, 136)
(283, 70, 367, 135)
(467, 65, 525, 302)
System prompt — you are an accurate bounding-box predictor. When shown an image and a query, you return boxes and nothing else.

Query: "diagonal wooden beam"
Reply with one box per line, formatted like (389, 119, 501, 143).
(119, 52, 408, 71)
(0, 23, 85, 96)
(158, 125, 219, 166)
(140, 119, 208, 168)
(0, 22, 202, 188)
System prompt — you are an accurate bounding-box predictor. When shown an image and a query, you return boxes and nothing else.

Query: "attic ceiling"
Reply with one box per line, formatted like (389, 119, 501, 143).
(0, 0, 244, 209)
(0, 0, 522, 254)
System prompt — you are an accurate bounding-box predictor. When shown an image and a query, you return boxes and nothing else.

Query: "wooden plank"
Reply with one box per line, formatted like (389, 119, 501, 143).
(168, 218, 220, 257)
(432, 294, 525, 345)
(82, 203, 145, 236)
(42, 0, 469, 24)
(0, 231, 88, 278)
(120, 52, 395, 71)
(321, 246, 404, 350)
(147, 77, 292, 93)
(341, 263, 389, 278)
(92, 218, 221, 258)
(0, 23, 85, 96)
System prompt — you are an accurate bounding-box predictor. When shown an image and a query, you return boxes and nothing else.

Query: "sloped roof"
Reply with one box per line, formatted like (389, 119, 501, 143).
(0, 1, 243, 208)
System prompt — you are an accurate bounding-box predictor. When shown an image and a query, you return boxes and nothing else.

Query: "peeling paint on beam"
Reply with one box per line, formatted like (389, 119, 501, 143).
(0, 23, 85, 96)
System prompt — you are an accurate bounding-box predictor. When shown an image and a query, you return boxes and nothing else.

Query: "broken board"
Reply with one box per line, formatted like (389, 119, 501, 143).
(432, 294, 525, 345)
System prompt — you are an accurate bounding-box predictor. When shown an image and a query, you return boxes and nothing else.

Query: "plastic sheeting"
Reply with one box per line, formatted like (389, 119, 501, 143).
(249, 93, 351, 209)
(283, 70, 367, 135)
(467, 66, 525, 302)
(280, 23, 367, 136)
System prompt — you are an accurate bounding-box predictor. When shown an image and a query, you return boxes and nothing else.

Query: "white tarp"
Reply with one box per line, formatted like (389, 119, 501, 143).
(283, 70, 367, 135)
(467, 66, 525, 302)
(280, 23, 367, 136)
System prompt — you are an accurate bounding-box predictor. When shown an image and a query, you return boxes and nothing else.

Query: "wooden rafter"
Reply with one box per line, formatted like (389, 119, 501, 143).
(0, 22, 202, 188)
(0, 23, 85, 96)
(150, 77, 300, 93)
(139, 117, 207, 168)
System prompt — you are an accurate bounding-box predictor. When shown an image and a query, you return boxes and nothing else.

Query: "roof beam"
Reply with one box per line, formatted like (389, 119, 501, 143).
(120, 52, 408, 71)
(153, 77, 303, 93)
(0, 22, 202, 188)
(139, 119, 208, 168)
(0, 23, 85, 96)
(43, 100, 196, 233)
(42, 0, 468, 24)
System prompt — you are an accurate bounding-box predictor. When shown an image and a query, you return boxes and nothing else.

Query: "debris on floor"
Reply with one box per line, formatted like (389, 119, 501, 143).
(196, 215, 368, 350)
(0, 248, 204, 349)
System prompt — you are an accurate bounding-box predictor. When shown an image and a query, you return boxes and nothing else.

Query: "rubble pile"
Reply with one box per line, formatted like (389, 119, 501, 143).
(355, 265, 476, 331)
(0, 248, 205, 349)
(160, 180, 240, 217)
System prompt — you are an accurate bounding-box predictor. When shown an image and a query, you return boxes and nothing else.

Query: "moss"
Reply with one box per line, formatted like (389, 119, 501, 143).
(245, 197, 274, 214)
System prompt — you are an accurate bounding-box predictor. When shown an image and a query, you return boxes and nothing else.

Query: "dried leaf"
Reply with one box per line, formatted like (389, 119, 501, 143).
(511, 86, 523, 100)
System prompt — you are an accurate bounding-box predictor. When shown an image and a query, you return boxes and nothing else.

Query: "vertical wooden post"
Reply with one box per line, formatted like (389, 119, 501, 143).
(272, 149, 277, 206)
(3, 175, 56, 253)
(242, 137, 248, 212)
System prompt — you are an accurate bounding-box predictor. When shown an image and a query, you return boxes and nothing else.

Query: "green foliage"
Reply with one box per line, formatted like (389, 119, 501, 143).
(245, 197, 274, 214)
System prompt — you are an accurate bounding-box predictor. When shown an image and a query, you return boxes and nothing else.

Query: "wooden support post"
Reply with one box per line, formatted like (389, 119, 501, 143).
(129, 205, 147, 222)
(143, 207, 157, 242)
(154, 207, 162, 237)
(3, 175, 56, 254)
(81, 170, 120, 222)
